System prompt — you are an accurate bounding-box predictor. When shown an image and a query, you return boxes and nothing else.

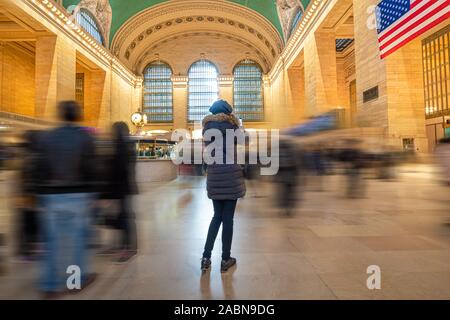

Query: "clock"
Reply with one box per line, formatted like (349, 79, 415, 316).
(131, 112, 143, 126)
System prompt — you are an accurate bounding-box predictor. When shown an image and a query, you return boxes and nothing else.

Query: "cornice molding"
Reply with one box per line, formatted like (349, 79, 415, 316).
(23, 0, 139, 87)
(269, 0, 331, 82)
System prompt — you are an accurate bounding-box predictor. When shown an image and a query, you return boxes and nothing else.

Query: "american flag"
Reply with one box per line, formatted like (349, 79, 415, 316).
(376, 0, 450, 59)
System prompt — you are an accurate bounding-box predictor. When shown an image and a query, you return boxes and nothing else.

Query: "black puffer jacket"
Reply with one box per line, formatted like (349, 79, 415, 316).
(202, 113, 246, 200)
(32, 125, 97, 194)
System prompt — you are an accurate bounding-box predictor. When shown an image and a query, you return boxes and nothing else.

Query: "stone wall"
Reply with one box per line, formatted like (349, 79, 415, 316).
(0, 43, 36, 117)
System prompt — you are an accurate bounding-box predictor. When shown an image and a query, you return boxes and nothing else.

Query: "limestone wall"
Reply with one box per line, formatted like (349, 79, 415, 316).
(0, 43, 36, 117)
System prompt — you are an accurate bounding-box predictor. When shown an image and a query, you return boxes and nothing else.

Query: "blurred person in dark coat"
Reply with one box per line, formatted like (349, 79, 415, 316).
(33, 101, 97, 298)
(0, 142, 5, 172)
(339, 139, 367, 198)
(435, 137, 450, 186)
(103, 121, 138, 263)
(275, 137, 300, 215)
(201, 100, 245, 273)
(15, 130, 41, 260)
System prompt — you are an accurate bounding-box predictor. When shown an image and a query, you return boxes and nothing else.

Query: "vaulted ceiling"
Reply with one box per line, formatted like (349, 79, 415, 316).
(63, 0, 312, 42)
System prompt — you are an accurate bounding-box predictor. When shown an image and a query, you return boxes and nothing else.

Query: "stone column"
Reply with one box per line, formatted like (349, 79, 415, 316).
(95, 69, 112, 129)
(385, 38, 427, 152)
(304, 30, 339, 116)
(171, 75, 188, 130)
(353, 0, 427, 151)
(0, 42, 4, 111)
(353, 0, 388, 128)
(218, 75, 234, 104)
(287, 66, 305, 124)
(84, 69, 108, 128)
(133, 76, 143, 114)
(263, 75, 272, 126)
(35, 35, 76, 120)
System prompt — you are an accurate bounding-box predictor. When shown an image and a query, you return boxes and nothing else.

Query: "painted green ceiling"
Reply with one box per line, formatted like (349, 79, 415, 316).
(63, 0, 312, 42)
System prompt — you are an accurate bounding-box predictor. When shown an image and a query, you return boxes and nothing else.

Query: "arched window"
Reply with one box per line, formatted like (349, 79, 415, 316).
(289, 9, 303, 38)
(143, 61, 173, 123)
(233, 60, 264, 121)
(188, 60, 219, 122)
(76, 9, 105, 45)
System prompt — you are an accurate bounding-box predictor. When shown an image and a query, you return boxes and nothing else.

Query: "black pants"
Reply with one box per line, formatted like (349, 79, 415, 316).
(17, 208, 39, 256)
(203, 200, 237, 260)
(117, 196, 137, 251)
(277, 168, 298, 208)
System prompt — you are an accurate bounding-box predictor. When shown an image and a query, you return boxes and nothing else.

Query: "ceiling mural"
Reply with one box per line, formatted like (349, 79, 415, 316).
(63, 0, 312, 42)
(70, 0, 113, 46)
(276, 0, 305, 41)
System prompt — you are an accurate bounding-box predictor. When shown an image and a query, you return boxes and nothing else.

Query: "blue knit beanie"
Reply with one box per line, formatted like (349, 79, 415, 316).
(209, 100, 233, 115)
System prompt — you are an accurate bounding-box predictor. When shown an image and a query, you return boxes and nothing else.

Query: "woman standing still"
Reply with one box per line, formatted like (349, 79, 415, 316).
(201, 100, 246, 273)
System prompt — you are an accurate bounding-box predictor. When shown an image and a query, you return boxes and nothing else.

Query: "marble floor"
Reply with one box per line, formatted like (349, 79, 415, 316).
(0, 164, 450, 300)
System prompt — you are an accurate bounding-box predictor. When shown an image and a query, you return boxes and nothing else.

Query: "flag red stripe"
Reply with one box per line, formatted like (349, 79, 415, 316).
(411, 0, 425, 9)
(379, 1, 449, 50)
(379, 0, 438, 42)
(380, 11, 450, 58)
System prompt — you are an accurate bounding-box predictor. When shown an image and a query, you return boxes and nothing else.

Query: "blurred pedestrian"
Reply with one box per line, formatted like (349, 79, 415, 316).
(104, 122, 138, 263)
(33, 101, 97, 298)
(15, 130, 41, 260)
(275, 137, 300, 215)
(435, 137, 450, 186)
(0, 141, 5, 173)
(340, 140, 366, 198)
(201, 100, 245, 273)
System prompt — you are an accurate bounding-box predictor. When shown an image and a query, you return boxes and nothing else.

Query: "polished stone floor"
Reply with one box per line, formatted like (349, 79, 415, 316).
(0, 164, 450, 300)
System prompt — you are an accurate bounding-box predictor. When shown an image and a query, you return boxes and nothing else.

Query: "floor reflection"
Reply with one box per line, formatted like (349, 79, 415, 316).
(1, 164, 450, 299)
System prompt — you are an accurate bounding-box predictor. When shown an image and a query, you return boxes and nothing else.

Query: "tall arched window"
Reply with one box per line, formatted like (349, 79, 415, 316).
(75, 9, 105, 45)
(233, 60, 264, 121)
(289, 9, 303, 38)
(143, 61, 173, 123)
(188, 60, 219, 122)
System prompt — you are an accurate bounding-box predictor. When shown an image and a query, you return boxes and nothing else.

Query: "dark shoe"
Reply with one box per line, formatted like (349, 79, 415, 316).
(201, 257, 211, 272)
(221, 257, 237, 273)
